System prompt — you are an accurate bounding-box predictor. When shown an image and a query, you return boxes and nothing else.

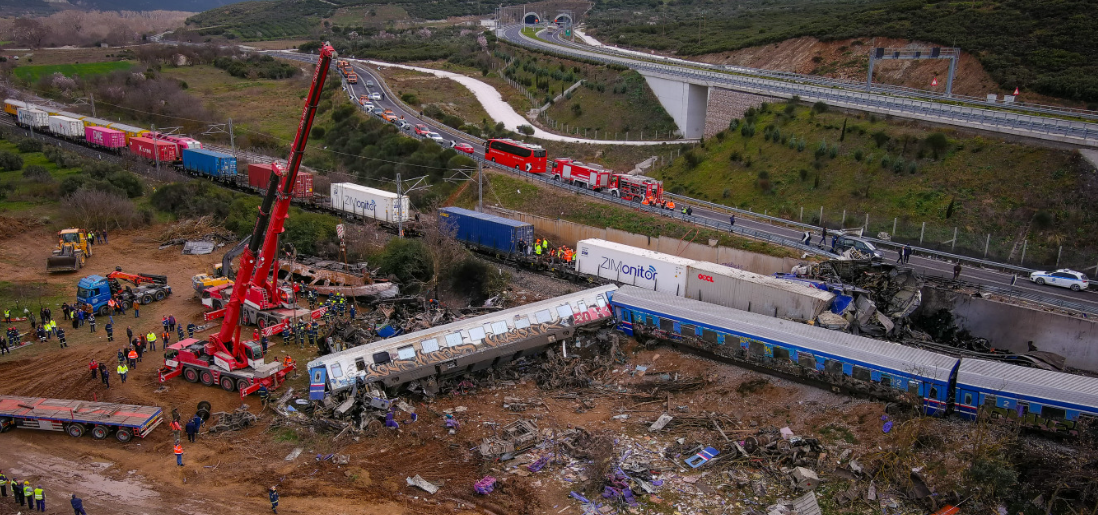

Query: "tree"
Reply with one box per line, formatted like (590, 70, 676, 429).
(63, 188, 144, 229)
(925, 132, 949, 159)
(839, 118, 847, 141)
(12, 18, 47, 49)
(945, 197, 956, 219)
(871, 131, 890, 148)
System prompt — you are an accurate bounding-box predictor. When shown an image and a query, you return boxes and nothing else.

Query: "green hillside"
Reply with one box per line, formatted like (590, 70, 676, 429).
(589, 0, 1098, 105)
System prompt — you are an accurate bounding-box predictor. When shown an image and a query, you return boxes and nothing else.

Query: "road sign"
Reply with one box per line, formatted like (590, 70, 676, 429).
(931, 77, 938, 87)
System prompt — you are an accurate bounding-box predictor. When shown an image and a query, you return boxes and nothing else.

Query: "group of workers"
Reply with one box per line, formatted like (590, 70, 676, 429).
(640, 196, 676, 211)
(519, 238, 577, 264)
(0, 469, 70, 513)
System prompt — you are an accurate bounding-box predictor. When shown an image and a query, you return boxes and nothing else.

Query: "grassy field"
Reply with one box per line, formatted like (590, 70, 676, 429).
(244, 39, 313, 50)
(377, 67, 493, 126)
(330, 4, 409, 27)
(0, 140, 83, 211)
(652, 100, 1094, 266)
(12, 61, 134, 82)
(451, 170, 799, 258)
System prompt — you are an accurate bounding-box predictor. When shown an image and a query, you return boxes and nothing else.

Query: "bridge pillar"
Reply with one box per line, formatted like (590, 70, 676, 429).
(641, 72, 708, 140)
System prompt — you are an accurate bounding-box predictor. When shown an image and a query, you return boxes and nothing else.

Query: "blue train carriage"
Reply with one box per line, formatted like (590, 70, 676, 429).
(307, 284, 617, 400)
(438, 207, 534, 256)
(954, 359, 1098, 434)
(181, 148, 237, 181)
(610, 286, 959, 414)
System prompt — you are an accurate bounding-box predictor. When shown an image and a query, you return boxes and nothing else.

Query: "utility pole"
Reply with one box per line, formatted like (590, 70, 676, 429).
(396, 171, 403, 238)
(90, 93, 96, 117)
(151, 123, 161, 173)
(228, 118, 236, 157)
(478, 160, 483, 212)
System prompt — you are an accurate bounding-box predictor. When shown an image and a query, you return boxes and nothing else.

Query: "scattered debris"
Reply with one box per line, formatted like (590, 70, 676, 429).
(474, 476, 496, 495)
(648, 414, 673, 432)
(284, 448, 303, 461)
(480, 419, 539, 458)
(406, 474, 439, 494)
(791, 467, 820, 490)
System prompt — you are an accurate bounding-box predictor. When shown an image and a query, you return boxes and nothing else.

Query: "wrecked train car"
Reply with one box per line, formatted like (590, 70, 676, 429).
(307, 284, 618, 399)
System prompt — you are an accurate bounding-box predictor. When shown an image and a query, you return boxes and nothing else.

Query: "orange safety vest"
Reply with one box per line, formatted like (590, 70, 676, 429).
(283, 356, 293, 367)
(128, 350, 137, 359)
(174, 444, 183, 455)
(641, 197, 649, 205)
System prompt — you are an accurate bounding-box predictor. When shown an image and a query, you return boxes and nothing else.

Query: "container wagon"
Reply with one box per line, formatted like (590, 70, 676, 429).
(85, 126, 127, 151)
(129, 136, 178, 163)
(80, 116, 114, 129)
(16, 107, 48, 129)
(575, 239, 692, 296)
(248, 163, 313, 199)
(106, 122, 148, 142)
(438, 206, 534, 255)
(330, 182, 410, 223)
(182, 148, 237, 180)
(684, 261, 835, 321)
(0, 395, 163, 443)
(48, 115, 85, 140)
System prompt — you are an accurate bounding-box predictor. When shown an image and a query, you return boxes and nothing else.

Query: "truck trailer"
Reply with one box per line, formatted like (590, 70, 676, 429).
(0, 395, 162, 442)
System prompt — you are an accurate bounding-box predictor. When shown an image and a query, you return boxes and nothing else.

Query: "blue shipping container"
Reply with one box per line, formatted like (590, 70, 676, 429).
(182, 148, 237, 178)
(438, 207, 534, 254)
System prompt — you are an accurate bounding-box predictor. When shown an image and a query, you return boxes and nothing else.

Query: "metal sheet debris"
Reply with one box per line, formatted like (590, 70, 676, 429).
(181, 240, 217, 255)
(406, 474, 439, 494)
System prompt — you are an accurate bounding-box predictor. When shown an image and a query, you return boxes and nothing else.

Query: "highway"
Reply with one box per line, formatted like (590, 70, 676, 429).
(272, 51, 1098, 314)
(502, 25, 1098, 148)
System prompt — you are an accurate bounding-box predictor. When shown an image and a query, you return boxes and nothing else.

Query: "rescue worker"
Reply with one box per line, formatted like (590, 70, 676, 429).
(258, 385, 271, 409)
(100, 363, 110, 388)
(105, 321, 113, 342)
(349, 303, 356, 320)
(0, 469, 6, 497)
(135, 341, 144, 362)
(185, 420, 197, 443)
(281, 323, 291, 342)
(23, 481, 33, 510)
(0, 329, 9, 355)
(174, 442, 184, 466)
(535, 238, 543, 257)
(2, 309, 8, 323)
(177, 324, 185, 342)
(89, 358, 99, 380)
(33, 484, 44, 512)
(309, 321, 318, 347)
(295, 321, 305, 349)
(128, 347, 138, 369)
(88, 314, 96, 333)
(12, 477, 23, 506)
(71, 493, 87, 515)
(161, 316, 169, 334)
(147, 331, 157, 350)
(168, 314, 176, 332)
(187, 323, 196, 338)
(170, 418, 182, 442)
(162, 329, 170, 345)
(269, 485, 279, 513)
(117, 362, 128, 384)
(260, 334, 269, 354)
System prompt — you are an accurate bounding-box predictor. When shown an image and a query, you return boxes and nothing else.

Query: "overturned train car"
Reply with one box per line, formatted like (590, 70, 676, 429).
(307, 284, 618, 399)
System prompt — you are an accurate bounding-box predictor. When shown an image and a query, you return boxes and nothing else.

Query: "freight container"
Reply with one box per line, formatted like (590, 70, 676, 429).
(85, 126, 127, 150)
(2, 99, 27, 116)
(685, 261, 835, 321)
(330, 182, 410, 223)
(16, 107, 48, 129)
(129, 137, 178, 163)
(575, 239, 691, 296)
(248, 163, 314, 199)
(106, 122, 148, 142)
(48, 115, 85, 139)
(55, 110, 86, 121)
(438, 207, 533, 254)
(182, 148, 237, 179)
(80, 116, 113, 129)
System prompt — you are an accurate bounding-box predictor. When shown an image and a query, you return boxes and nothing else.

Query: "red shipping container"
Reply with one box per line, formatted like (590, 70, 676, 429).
(247, 163, 314, 199)
(129, 137, 178, 162)
(85, 126, 126, 149)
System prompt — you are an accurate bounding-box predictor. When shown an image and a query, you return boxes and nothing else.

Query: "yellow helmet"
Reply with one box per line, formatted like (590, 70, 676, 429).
(24, 480, 29, 484)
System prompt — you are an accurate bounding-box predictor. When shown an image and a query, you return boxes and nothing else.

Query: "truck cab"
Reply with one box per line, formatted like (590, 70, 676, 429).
(76, 275, 115, 315)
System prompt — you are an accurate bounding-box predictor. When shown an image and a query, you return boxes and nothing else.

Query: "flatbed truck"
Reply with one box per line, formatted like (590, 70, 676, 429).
(0, 395, 163, 443)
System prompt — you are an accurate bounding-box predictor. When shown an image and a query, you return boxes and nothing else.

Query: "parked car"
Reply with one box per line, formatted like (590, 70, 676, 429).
(369, 92, 382, 101)
(425, 132, 445, 144)
(366, 80, 375, 87)
(381, 110, 398, 122)
(358, 94, 370, 106)
(454, 142, 475, 154)
(397, 120, 412, 130)
(1030, 269, 1089, 291)
(414, 124, 430, 136)
(361, 102, 375, 112)
(832, 235, 883, 260)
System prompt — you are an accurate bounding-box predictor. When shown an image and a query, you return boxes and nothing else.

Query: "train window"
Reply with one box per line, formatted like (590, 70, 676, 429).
(681, 324, 696, 336)
(421, 338, 440, 353)
(468, 327, 486, 342)
(535, 310, 553, 324)
(701, 328, 719, 344)
(797, 352, 815, 369)
(514, 317, 531, 329)
(908, 381, 920, 395)
(929, 386, 939, 399)
(1042, 406, 1066, 420)
(852, 366, 871, 381)
(313, 370, 323, 383)
(556, 304, 574, 319)
(330, 363, 343, 378)
(773, 347, 790, 361)
(596, 296, 607, 308)
(354, 358, 366, 371)
(964, 393, 973, 406)
(748, 341, 765, 356)
(397, 346, 416, 360)
(491, 321, 509, 334)
(824, 359, 843, 375)
(659, 317, 674, 332)
(880, 375, 891, 387)
(445, 332, 463, 347)
(633, 311, 646, 324)
(372, 352, 391, 365)
(577, 301, 588, 313)
(983, 395, 997, 407)
(482, 323, 495, 336)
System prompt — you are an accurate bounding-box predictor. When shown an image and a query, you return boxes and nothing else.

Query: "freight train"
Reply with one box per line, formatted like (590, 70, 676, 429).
(307, 283, 1098, 435)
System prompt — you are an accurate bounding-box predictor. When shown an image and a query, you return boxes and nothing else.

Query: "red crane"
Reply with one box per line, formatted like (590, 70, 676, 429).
(160, 42, 337, 396)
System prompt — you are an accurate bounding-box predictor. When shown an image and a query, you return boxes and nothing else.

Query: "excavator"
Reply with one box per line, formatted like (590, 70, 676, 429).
(47, 228, 92, 272)
(191, 237, 247, 296)
(159, 42, 337, 397)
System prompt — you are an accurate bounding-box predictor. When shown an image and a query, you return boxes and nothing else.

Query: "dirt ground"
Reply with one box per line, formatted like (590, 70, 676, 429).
(0, 222, 1087, 514)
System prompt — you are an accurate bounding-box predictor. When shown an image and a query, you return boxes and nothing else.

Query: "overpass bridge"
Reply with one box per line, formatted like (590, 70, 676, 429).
(501, 24, 1098, 146)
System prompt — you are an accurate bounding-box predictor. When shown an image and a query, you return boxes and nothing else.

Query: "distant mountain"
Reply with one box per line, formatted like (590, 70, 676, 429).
(0, 0, 253, 15)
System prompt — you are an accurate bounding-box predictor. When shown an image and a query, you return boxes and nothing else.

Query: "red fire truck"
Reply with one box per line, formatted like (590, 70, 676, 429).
(609, 174, 666, 205)
(550, 158, 612, 190)
(484, 138, 547, 174)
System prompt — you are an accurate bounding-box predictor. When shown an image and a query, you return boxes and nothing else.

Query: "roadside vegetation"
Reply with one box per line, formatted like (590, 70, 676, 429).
(589, 0, 1098, 105)
(653, 99, 1095, 267)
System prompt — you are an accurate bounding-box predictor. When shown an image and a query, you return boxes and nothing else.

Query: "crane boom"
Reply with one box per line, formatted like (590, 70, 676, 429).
(208, 42, 336, 365)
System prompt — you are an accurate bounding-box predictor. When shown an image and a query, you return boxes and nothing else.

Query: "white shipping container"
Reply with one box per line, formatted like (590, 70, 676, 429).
(330, 182, 411, 223)
(48, 115, 85, 138)
(16, 107, 48, 128)
(685, 261, 835, 320)
(575, 239, 691, 296)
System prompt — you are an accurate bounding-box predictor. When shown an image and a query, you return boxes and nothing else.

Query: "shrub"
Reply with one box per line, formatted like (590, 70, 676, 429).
(796, 140, 805, 152)
(378, 238, 434, 290)
(872, 130, 890, 148)
(722, 188, 731, 198)
(448, 256, 506, 304)
(728, 118, 740, 130)
(908, 162, 918, 174)
(756, 170, 771, 192)
(16, 138, 43, 153)
(1033, 210, 1053, 229)
(799, 169, 809, 181)
(21, 164, 52, 183)
(815, 142, 828, 158)
(828, 144, 839, 159)
(571, 103, 582, 116)
(401, 93, 419, 105)
(854, 149, 864, 161)
(0, 150, 23, 171)
(683, 150, 703, 168)
(892, 157, 905, 173)
(311, 126, 326, 139)
(881, 155, 891, 169)
(740, 123, 756, 138)
(812, 101, 829, 114)
(925, 132, 949, 159)
(517, 124, 534, 136)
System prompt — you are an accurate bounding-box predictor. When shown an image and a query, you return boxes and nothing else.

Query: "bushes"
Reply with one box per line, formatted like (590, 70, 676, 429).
(377, 238, 434, 290)
(22, 164, 52, 183)
(0, 150, 23, 171)
(213, 54, 300, 80)
(517, 124, 535, 136)
(448, 256, 506, 304)
(16, 139, 43, 153)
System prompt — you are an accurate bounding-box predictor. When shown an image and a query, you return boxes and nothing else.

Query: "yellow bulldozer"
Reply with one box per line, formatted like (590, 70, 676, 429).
(47, 228, 92, 272)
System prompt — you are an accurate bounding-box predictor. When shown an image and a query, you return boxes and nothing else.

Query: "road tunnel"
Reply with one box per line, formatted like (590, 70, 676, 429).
(524, 13, 541, 24)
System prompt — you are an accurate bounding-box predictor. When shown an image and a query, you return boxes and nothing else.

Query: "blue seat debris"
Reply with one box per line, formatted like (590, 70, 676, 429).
(685, 446, 720, 468)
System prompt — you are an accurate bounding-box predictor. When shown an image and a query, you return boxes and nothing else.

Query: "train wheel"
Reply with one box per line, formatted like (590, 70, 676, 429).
(91, 425, 110, 440)
(115, 428, 133, 443)
(197, 401, 212, 414)
(199, 370, 214, 386)
(183, 368, 199, 382)
(220, 376, 236, 391)
(65, 423, 85, 438)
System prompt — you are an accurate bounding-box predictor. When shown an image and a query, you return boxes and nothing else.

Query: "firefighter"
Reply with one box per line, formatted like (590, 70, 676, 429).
(281, 323, 291, 342)
(187, 323, 196, 338)
(349, 303, 357, 320)
(117, 362, 128, 383)
(308, 324, 317, 347)
(11, 477, 22, 506)
(100, 363, 110, 388)
(57, 327, 66, 348)
(177, 324, 185, 342)
(295, 322, 305, 349)
(105, 321, 113, 342)
(260, 334, 269, 354)
(128, 347, 138, 369)
(641, 196, 649, 206)
(0, 469, 6, 497)
(269, 485, 279, 514)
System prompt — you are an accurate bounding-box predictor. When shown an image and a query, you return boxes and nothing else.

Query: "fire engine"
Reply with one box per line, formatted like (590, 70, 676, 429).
(550, 158, 612, 190)
(609, 174, 667, 206)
